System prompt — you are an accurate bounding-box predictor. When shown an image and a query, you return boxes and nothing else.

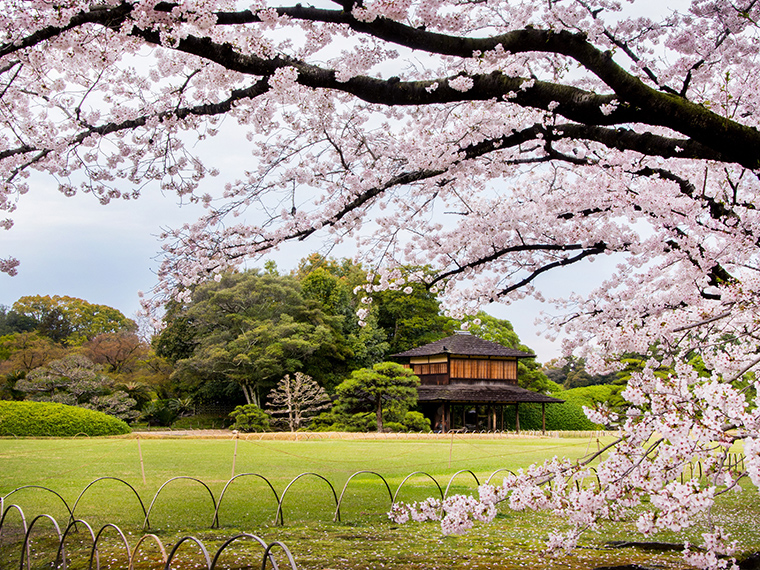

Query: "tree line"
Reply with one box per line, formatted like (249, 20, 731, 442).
(0, 254, 553, 430)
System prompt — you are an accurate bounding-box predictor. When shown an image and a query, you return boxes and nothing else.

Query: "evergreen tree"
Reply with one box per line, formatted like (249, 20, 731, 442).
(162, 270, 347, 406)
(335, 362, 419, 432)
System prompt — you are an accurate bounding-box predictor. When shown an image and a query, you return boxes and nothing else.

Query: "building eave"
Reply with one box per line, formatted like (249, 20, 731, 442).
(417, 385, 564, 404)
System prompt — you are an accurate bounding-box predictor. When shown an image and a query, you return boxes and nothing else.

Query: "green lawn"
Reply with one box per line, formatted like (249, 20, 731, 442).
(1, 433, 758, 569)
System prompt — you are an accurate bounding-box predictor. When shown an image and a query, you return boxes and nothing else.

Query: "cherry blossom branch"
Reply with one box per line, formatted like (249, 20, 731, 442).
(165, 116, 734, 282)
(187, 6, 760, 166)
(8, 3, 759, 167)
(427, 242, 609, 298)
(672, 311, 734, 333)
(0, 79, 272, 163)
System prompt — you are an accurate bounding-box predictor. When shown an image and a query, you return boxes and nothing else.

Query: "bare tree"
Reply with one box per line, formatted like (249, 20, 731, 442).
(266, 373, 331, 432)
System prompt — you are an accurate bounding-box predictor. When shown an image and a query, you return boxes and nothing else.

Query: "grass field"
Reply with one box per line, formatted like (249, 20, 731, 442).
(1, 432, 759, 569)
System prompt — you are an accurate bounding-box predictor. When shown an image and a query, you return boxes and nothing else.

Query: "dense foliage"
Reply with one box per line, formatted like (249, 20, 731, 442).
(502, 385, 626, 431)
(155, 260, 541, 405)
(12, 296, 136, 346)
(163, 269, 355, 406)
(501, 401, 595, 432)
(15, 354, 140, 421)
(543, 357, 622, 390)
(0, 400, 130, 436)
(0, 305, 36, 336)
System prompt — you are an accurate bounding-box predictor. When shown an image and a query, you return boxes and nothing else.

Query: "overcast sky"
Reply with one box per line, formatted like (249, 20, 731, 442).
(1, 178, 200, 315)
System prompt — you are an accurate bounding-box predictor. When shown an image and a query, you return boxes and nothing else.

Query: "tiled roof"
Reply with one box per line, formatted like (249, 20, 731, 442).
(392, 331, 534, 359)
(417, 385, 564, 404)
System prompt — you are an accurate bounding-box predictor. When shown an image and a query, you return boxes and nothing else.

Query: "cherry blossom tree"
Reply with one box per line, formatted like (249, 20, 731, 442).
(3, 0, 760, 566)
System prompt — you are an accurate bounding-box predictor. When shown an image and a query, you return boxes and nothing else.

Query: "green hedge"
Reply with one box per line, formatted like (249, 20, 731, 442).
(502, 385, 625, 431)
(0, 400, 131, 437)
(501, 400, 597, 431)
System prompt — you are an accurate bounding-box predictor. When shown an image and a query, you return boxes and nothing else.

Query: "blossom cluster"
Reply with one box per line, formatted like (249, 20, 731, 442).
(389, 485, 499, 534)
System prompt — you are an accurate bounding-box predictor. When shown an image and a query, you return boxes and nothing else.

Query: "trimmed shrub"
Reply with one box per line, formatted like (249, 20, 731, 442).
(500, 400, 596, 431)
(0, 400, 131, 437)
(561, 384, 627, 413)
(383, 421, 408, 432)
(309, 411, 376, 432)
(229, 404, 271, 432)
(403, 411, 432, 432)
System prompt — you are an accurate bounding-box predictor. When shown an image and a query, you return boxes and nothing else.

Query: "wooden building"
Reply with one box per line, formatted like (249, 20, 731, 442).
(392, 331, 563, 433)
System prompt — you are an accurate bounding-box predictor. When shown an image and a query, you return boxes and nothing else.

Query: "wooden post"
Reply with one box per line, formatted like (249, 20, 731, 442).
(542, 403, 546, 435)
(515, 403, 520, 434)
(138, 436, 146, 485)
(231, 431, 239, 478)
(449, 429, 455, 468)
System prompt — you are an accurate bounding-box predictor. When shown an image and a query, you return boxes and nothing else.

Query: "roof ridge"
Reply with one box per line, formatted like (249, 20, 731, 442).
(391, 332, 535, 359)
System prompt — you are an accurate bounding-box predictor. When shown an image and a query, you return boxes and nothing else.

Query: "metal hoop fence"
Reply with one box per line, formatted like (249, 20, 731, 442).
(1, 503, 297, 570)
(3, 454, 746, 535)
(2, 468, 491, 533)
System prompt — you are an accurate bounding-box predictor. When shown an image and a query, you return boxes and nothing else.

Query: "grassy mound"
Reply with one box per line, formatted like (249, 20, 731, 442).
(0, 400, 131, 437)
